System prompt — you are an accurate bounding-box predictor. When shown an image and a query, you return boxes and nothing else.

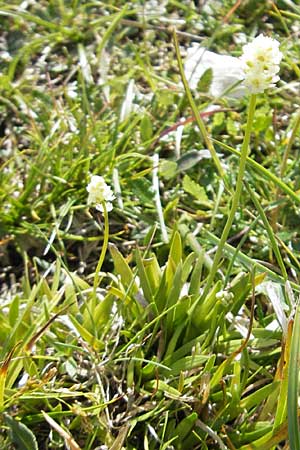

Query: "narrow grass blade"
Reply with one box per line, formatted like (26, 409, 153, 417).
(41, 411, 81, 450)
(288, 306, 300, 449)
(203, 229, 300, 291)
(173, 29, 226, 182)
(96, 6, 128, 59)
(280, 109, 300, 178)
(246, 182, 288, 281)
(0, 342, 21, 410)
(212, 137, 300, 205)
(272, 318, 293, 429)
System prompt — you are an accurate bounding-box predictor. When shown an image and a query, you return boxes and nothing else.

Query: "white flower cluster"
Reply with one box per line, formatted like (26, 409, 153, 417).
(87, 175, 115, 212)
(240, 34, 283, 94)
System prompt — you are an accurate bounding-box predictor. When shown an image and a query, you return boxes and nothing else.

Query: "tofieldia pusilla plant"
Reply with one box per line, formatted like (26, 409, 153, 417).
(201, 34, 283, 300)
(87, 175, 115, 305)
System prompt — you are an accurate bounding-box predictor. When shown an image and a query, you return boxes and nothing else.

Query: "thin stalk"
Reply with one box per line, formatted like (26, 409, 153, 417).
(201, 94, 257, 300)
(93, 203, 109, 306)
(173, 28, 226, 182)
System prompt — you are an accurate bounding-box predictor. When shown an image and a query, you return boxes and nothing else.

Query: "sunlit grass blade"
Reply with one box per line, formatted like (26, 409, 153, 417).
(173, 28, 226, 181)
(272, 318, 293, 430)
(288, 306, 300, 449)
(203, 228, 300, 291)
(41, 411, 81, 450)
(246, 182, 288, 282)
(212, 137, 300, 205)
(0, 342, 21, 410)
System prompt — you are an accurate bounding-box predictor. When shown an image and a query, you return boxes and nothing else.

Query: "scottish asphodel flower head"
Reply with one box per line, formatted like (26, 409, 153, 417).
(240, 34, 283, 94)
(87, 175, 115, 212)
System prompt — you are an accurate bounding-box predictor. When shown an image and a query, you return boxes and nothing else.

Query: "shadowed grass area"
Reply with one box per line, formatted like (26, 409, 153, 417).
(1, 1, 300, 449)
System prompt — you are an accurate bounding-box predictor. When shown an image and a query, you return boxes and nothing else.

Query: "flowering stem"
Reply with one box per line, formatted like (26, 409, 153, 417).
(201, 94, 257, 300)
(93, 202, 109, 304)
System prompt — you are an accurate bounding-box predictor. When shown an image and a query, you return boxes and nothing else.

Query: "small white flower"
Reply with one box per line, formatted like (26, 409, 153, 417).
(240, 34, 283, 94)
(87, 175, 115, 212)
(243, 72, 280, 94)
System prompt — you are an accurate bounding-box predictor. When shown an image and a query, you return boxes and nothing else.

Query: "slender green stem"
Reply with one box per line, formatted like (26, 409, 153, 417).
(201, 94, 257, 300)
(93, 203, 109, 305)
(173, 28, 226, 182)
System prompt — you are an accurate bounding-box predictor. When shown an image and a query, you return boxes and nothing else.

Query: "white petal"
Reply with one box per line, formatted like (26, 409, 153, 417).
(184, 44, 245, 98)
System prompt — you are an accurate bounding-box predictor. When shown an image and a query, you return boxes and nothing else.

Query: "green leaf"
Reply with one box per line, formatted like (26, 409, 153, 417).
(9, 295, 20, 326)
(212, 111, 225, 128)
(154, 269, 168, 313)
(230, 272, 252, 315)
(197, 67, 213, 93)
(189, 256, 203, 296)
(145, 380, 182, 399)
(159, 159, 178, 180)
(182, 252, 196, 281)
(165, 231, 182, 294)
(271, 319, 292, 430)
(109, 243, 136, 291)
(182, 174, 210, 205)
(5, 415, 38, 450)
(143, 255, 161, 294)
(240, 382, 279, 410)
(135, 247, 153, 303)
(191, 279, 223, 328)
(226, 116, 239, 136)
(158, 89, 176, 106)
(288, 308, 300, 450)
(69, 315, 102, 350)
(83, 294, 114, 329)
(177, 149, 210, 172)
(140, 114, 153, 141)
(169, 355, 209, 376)
(127, 178, 154, 204)
(172, 412, 198, 441)
(169, 230, 182, 267)
(166, 263, 183, 333)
